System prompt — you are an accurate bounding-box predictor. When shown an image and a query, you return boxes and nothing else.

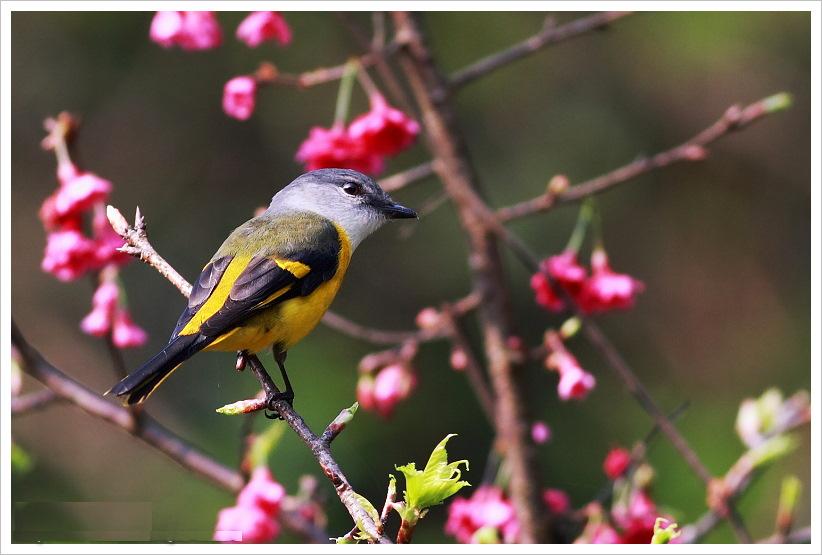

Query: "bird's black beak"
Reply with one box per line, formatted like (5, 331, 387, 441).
(380, 202, 418, 220)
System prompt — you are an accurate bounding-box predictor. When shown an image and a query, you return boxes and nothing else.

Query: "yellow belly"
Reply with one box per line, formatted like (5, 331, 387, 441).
(204, 226, 351, 354)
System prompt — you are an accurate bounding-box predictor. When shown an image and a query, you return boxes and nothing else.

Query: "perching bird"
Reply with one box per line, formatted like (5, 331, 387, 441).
(108, 168, 416, 412)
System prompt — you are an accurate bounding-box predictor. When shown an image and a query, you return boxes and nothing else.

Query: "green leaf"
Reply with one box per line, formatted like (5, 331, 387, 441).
(247, 421, 286, 470)
(395, 434, 470, 515)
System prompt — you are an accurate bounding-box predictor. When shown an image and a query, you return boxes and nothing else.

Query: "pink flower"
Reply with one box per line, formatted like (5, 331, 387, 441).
(295, 124, 384, 176)
(80, 281, 120, 337)
(372, 364, 416, 418)
(543, 488, 570, 513)
(557, 365, 596, 400)
(40, 162, 111, 229)
(213, 505, 278, 543)
(612, 490, 657, 543)
(355, 374, 376, 412)
(530, 421, 551, 444)
(150, 11, 222, 51)
(223, 76, 257, 121)
(530, 251, 587, 312)
(579, 249, 644, 313)
(445, 486, 519, 544)
(111, 310, 148, 348)
(236, 11, 291, 48)
(548, 350, 596, 401)
(530, 271, 564, 311)
(546, 251, 587, 296)
(237, 467, 286, 516)
(603, 447, 632, 480)
(41, 229, 97, 281)
(348, 94, 420, 157)
(91, 207, 130, 267)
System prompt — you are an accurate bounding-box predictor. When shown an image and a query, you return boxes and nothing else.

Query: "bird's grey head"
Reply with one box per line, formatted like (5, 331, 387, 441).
(267, 169, 417, 248)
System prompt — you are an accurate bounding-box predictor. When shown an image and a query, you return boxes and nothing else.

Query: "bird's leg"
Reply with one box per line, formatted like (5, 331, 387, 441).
(273, 349, 295, 406)
(244, 352, 285, 420)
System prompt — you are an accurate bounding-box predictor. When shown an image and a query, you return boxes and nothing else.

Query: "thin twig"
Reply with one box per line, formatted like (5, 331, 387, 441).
(449, 12, 632, 89)
(439, 308, 496, 427)
(758, 526, 811, 544)
(379, 160, 436, 193)
(497, 94, 793, 222)
(11, 389, 61, 414)
(321, 290, 480, 346)
(108, 206, 192, 297)
(256, 42, 400, 89)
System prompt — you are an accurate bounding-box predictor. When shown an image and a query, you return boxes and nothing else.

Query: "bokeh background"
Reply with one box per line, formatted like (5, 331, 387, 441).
(10, 11, 810, 543)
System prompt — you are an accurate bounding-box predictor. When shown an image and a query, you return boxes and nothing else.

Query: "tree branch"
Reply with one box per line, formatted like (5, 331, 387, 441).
(394, 11, 546, 542)
(379, 160, 436, 192)
(449, 12, 632, 89)
(254, 42, 400, 89)
(11, 389, 61, 415)
(496, 93, 793, 222)
(11, 320, 244, 491)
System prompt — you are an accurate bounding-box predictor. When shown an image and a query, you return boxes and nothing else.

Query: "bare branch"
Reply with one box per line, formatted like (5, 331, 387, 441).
(108, 205, 192, 297)
(449, 12, 632, 89)
(379, 160, 436, 193)
(394, 12, 546, 542)
(255, 42, 400, 89)
(12, 320, 244, 491)
(497, 93, 793, 222)
(11, 389, 61, 414)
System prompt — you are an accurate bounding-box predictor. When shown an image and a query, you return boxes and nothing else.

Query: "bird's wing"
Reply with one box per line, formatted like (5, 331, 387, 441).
(171, 215, 341, 340)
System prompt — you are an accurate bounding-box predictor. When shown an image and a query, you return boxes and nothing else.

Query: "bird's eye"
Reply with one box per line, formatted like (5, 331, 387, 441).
(342, 182, 363, 196)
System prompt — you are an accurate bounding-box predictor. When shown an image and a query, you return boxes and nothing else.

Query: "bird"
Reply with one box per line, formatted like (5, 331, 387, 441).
(107, 168, 416, 415)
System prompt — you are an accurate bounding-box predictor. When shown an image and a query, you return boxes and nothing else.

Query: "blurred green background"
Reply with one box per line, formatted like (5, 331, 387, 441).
(11, 11, 810, 543)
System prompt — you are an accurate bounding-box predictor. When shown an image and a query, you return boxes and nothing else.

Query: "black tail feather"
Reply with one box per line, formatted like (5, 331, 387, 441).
(108, 334, 208, 405)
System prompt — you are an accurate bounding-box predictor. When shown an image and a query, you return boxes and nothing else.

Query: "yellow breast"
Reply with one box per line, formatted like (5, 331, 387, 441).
(204, 225, 352, 354)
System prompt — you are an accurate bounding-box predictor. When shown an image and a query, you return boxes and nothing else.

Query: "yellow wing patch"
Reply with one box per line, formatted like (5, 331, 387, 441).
(274, 258, 310, 278)
(178, 256, 252, 336)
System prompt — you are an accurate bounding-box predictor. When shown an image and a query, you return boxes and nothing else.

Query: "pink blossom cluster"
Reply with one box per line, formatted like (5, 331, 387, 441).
(150, 11, 290, 52)
(214, 466, 286, 543)
(530, 249, 644, 314)
(356, 362, 417, 418)
(149, 11, 293, 121)
(39, 118, 147, 347)
(296, 94, 420, 175)
(40, 164, 131, 281)
(576, 450, 667, 544)
(445, 485, 574, 544)
(81, 278, 148, 348)
(444, 486, 520, 544)
(150, 11, 222, 51)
